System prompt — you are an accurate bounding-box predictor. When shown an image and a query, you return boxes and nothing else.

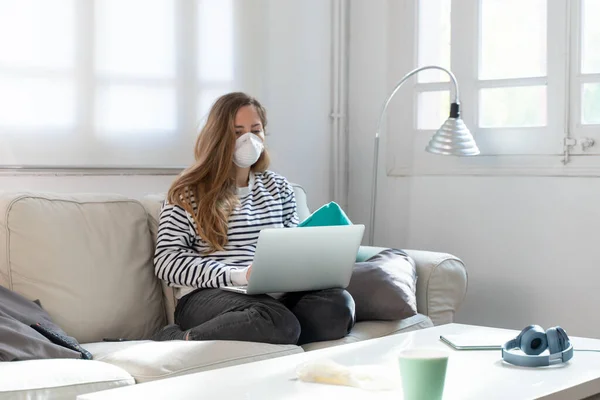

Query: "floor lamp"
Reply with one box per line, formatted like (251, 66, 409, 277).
(368, 65, 480, 246)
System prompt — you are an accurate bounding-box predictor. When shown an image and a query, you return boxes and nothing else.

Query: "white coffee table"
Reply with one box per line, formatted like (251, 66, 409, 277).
(78, 323, 600, 400)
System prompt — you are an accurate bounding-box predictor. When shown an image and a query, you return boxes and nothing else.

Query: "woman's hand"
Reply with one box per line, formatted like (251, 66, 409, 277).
(246, 265, 252, 281)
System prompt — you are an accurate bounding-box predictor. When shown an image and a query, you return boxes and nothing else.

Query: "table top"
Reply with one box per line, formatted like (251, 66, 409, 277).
(78, 323, 600, 400)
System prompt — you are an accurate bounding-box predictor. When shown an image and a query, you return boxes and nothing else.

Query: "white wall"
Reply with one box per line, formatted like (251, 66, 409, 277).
(408, 176, 600, 338)
(348, 1, 600, 338)
(0, 0, 332, 210)
(261, 0, 332, 211)
(0, 175, 176, 199)
(347, 0, 411, 248)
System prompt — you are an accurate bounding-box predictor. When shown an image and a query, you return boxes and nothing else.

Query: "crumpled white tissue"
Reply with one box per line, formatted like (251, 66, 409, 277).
(296, 359, 399, 391)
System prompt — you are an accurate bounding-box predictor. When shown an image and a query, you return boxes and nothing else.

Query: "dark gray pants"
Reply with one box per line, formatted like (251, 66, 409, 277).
(157, 288, 355, 346)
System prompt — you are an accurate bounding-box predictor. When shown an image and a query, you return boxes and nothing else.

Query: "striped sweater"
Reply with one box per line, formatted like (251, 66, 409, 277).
(154, 170, 299, 299)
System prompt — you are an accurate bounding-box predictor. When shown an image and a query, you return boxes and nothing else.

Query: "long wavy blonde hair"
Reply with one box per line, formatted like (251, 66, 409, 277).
(167, 92, 270, 252)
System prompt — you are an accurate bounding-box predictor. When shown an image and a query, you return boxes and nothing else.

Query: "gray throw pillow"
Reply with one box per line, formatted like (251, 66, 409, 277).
(0, 285, 84, 361)
(345, 248, 417, 322)
(0, 313, 82, 361)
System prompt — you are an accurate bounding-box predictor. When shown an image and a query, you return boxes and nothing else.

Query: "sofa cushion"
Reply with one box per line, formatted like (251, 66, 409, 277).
(0, 193, 166, 343)
(291, 184, 310, 222)
(82, 340, 303, 383)
(0, 359, 134, 400)
(140, 194, 179, 326)
(300, 314, 434, 351)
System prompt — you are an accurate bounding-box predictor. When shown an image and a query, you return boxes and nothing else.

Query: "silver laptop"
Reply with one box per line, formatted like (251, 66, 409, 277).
(221, 224, 365, 295)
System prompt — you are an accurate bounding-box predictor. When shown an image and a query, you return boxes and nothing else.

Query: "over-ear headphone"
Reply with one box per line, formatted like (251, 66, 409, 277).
(502, 325, 574, 367)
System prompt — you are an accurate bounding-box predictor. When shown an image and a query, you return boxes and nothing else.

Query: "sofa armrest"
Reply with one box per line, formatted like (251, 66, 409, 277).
(356, 246, 468, 326)
(404, 249, 467, 326)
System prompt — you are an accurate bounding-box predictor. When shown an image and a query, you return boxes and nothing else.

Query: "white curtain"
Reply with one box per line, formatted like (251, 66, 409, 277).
(0, 0, 267, 167)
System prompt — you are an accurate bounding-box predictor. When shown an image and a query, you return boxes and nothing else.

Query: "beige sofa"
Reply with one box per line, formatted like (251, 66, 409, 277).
(0, 184, 468, 400)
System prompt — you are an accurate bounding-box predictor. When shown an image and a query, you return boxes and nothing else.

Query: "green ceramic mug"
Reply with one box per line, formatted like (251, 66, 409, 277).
(397, 348, 450, 400)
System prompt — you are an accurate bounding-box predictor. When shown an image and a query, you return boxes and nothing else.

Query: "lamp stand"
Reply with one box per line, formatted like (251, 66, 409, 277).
(368, 65, 478, 246)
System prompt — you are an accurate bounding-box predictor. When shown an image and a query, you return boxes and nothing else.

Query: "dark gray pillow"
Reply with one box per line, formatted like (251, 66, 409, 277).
(0, 285, 83, 361)
(346, 248, 417, 322)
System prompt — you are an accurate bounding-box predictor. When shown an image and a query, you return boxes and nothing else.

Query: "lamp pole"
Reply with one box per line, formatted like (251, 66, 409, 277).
(368, 65, 478, 246)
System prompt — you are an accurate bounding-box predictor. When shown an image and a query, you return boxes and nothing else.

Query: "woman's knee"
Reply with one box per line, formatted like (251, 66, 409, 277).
(294, 289, 356, 343)
(318, 289, 356, 332)
(249, 303, 301, 345)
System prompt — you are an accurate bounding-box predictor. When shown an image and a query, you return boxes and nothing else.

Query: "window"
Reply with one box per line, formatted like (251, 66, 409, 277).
(0, 0, 76, 131)
(574, 0, 600, 146)
(0, 0, 240, 167)
(408, 0, 600, 158)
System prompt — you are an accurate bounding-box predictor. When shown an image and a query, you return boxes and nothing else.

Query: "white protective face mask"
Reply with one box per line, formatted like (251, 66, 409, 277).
(233, 132, 264, 168)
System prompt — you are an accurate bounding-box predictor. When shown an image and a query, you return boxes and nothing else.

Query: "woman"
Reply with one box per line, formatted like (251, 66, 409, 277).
(153, 92, 355, 345)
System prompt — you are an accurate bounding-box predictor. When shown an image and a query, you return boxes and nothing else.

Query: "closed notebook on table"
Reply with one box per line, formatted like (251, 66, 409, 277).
(439, 331, 515, 350)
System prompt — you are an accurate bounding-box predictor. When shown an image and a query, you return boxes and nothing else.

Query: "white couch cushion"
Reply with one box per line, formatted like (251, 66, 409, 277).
(82, 340, 302, 383)
(140, 194, 178, 326)
(290, 184, 310, 222)
(300, 314, 434, 351)
(0, 193, 166, 343)
(0, 359, 134, 400)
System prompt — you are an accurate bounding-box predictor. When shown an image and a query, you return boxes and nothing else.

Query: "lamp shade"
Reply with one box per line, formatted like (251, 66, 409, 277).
(425, 117, 480, 156)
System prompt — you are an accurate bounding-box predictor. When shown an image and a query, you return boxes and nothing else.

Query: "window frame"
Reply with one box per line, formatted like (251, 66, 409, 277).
(386, 0, 600, 177)
(416, 0, 567, 156)
(569, 0, 600, 155)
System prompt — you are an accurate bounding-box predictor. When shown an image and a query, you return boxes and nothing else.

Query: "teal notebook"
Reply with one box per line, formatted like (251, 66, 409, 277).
(298, 201, 352, 227)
